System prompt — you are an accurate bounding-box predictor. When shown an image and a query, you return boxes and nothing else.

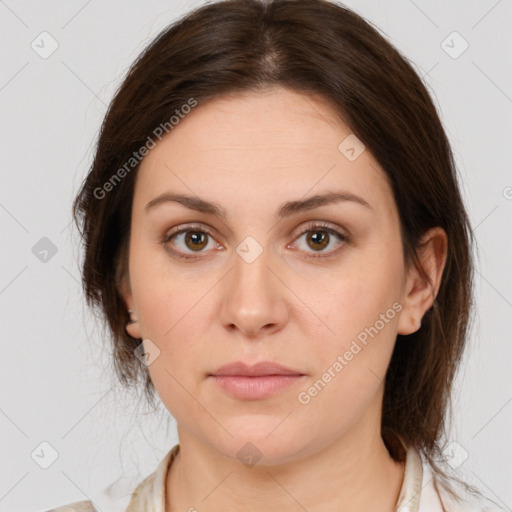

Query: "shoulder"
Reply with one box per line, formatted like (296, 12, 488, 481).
(435, 481, 507, 512)
(40, 445, 180, 512)
(423, 463, 506, 512)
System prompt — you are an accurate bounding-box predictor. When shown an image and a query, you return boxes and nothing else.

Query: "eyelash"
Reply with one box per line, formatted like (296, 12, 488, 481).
(161, 222, 349, 261)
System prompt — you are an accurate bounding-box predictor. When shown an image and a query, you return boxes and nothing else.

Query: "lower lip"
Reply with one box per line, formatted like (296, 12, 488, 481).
(210, 375, 305, 400)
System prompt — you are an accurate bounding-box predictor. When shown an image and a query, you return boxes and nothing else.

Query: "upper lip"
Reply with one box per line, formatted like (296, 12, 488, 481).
(209, 361, 304, 377)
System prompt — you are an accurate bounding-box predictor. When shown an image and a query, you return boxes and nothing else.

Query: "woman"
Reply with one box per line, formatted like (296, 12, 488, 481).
(50, 0, 505, 510)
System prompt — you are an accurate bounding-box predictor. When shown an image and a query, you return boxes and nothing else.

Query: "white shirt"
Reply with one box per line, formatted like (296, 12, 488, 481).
(44, 442, 505, 511)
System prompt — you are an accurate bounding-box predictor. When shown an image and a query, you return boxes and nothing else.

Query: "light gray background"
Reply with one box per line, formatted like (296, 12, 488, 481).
(1, 1, 511, 511)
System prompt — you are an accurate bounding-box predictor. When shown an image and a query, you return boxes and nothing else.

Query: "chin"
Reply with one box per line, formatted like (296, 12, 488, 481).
(211, 426, 306, 466)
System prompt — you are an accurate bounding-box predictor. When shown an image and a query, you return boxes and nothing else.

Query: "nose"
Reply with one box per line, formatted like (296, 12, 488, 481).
(218, 246, 289, 338)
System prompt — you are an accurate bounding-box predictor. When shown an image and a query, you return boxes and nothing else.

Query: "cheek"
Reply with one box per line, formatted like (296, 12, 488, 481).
(129, 240, 200, 335)
(137, 300, 210, 421)
(293, 275, 400, 438)
(305, 258, 402, 345)
(128, 270, 205, 411)
(297, 244, 403, 391)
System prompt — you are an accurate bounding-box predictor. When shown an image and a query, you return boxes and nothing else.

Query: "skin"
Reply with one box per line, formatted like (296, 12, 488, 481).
(119, 86, 447, 511)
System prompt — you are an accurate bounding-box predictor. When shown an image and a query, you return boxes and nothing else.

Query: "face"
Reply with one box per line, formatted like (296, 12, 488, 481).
(120, 86, 432, 464)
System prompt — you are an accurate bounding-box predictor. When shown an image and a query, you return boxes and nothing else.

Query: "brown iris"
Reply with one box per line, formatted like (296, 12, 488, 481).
(185, 231, 208, 251)
(307, 230, 329, 251)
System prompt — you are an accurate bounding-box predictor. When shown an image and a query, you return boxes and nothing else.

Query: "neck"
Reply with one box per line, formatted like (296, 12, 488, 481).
(166, 418, 405, 511)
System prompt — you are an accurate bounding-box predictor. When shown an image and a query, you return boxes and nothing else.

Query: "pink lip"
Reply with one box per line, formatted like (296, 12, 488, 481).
(208, 361, 305, 400)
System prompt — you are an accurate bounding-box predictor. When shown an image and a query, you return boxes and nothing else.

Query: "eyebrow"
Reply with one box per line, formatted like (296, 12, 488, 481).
(144, 191, 373, 219)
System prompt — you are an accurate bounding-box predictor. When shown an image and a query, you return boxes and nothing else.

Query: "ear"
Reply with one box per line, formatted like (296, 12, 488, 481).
(118, 272, 142, 339)
(397, 227, 448, 335)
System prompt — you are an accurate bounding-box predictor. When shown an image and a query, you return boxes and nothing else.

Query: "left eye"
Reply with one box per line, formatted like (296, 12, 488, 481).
(292, 225, 347, 256)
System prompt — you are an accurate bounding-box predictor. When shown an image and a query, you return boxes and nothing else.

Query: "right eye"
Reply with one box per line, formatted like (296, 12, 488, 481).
(162, 225, 223, 260)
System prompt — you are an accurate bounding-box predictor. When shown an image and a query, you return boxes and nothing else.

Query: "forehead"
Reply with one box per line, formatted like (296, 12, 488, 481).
(134, 87, 394, 216)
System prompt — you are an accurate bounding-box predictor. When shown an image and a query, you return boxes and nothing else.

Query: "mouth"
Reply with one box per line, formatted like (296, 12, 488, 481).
(208, 361, 306, 400)
(209, 360, 304, 377)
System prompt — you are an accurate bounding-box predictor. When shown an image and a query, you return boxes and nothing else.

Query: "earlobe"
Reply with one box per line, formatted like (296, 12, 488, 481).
(397, 313, 422, 336)
(118, 274, 142, 339)
(397, 227, 448, 336)
(125, 310, 141, 339)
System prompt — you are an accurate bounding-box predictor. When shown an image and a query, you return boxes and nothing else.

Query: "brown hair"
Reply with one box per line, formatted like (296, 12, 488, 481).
(72, 0, 477, 501)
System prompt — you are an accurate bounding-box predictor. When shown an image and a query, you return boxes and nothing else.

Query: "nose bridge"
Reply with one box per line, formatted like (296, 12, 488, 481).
(219, 240, 287, 335)
(233, 245, 272, 295)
